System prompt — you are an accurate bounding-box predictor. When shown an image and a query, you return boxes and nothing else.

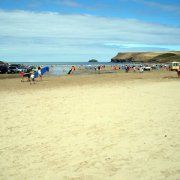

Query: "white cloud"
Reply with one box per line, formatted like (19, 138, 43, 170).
(0, 10, 180, 61)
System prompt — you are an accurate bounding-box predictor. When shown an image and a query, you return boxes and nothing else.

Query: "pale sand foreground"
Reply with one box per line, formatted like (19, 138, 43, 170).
(0, 76, 180, 179)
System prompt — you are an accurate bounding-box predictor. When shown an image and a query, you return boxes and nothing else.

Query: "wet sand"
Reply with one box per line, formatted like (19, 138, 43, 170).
(0, 71, 180, 179)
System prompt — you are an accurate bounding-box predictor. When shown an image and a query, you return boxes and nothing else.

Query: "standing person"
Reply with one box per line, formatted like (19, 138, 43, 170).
(125, 65, 127, 72)
(98, 65, 101, 74)
(177, 67, 180, 78)
(133, 66, 136, 72)
(72, 66, 76, 73)
(125, 65, 130, 73)
(67, 66, 75, 75)
(139, 66, 144, 73)
(30, 71, 35, 84)
(38, 66, 42, 80)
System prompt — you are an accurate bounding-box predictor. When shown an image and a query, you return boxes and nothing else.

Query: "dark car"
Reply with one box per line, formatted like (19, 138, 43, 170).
(17, 66, 28, 73)
(8, 66, 20, 73)
(10, 64, 21, 67)
(0, 65, 8, 74)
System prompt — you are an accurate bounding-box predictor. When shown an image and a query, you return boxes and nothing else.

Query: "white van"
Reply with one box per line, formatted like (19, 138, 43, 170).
(170, 62, 180, 71)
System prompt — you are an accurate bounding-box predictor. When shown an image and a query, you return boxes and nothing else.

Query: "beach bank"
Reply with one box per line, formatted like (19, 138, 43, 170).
(0, 72, 180, 180)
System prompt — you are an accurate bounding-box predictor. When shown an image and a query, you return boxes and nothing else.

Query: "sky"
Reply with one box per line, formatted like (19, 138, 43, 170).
(0, 0, 180, 62)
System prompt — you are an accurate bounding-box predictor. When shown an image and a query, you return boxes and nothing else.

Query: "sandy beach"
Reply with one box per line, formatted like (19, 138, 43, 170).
(0, 71, 180, 180)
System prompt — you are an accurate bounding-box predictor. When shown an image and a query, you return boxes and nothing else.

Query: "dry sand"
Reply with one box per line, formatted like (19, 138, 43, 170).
(0, 71, 180, 180)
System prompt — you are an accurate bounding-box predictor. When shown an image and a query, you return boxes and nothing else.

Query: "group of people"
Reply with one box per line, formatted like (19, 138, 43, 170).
(19, 66, 42, 84)
(26, 64, 179, 78)
(111, 65, 143, 73)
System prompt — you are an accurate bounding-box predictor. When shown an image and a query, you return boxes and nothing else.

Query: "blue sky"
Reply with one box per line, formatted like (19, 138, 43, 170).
(0, 0, 180, 62)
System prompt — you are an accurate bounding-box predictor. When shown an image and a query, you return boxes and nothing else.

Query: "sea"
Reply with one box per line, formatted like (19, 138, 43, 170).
(11, 61, 121, 66)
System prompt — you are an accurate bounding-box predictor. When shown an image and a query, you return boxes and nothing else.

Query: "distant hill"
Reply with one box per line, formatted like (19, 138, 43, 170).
(111, 51, 180, 63)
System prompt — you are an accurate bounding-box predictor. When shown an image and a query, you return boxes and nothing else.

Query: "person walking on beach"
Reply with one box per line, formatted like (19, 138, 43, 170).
(67, 66, 76, 75)
(98, 65, 101, 73)
(139, 66, 144, 73)
(30, 71, 35, 84)
(177, 67, 180, 78)
(38, 66, 42, 80)
(133, 66, 136, 72)
(125, 65, 130, 73)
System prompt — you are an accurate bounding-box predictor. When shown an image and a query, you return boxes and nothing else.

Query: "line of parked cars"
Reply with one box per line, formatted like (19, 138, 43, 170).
(0, 62, 37, 74)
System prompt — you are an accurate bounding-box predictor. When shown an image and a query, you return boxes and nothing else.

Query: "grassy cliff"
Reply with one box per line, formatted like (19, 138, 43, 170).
(111, 51, 180, 63)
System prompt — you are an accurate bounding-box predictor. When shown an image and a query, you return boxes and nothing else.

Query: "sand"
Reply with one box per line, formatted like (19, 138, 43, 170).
(0, 71, 180, 180)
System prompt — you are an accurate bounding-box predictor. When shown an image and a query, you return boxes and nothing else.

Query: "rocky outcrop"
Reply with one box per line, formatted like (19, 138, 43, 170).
(88, 59, 98, 62)
(111, 51, 180, 63)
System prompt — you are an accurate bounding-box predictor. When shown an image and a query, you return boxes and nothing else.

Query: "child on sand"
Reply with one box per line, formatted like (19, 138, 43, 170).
(19, 71, 30, 82)
(30, 71, 35, 84)
(38, 66, 42, 80)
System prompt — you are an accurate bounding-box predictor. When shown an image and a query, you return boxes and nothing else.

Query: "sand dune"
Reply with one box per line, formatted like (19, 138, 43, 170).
(0, 73, 180, 179)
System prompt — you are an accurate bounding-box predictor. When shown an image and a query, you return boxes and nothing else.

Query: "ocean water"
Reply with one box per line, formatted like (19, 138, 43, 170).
(12, 61, 116, 66)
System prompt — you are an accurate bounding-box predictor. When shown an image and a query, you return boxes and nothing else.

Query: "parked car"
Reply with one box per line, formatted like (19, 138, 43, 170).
(10, 64, 21, 67)
(0, 65, 8, 74)
(169, 62, 180, 71)
(143, 66, 151, 71)
(8, 66, 20, 73)
(17, 66, 28, 72)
